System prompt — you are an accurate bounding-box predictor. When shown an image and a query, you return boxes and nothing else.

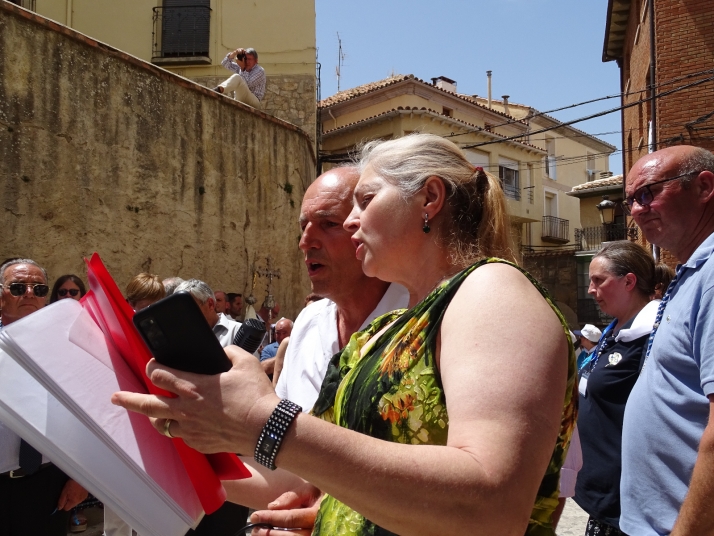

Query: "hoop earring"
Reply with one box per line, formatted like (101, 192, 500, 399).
(422, 214, 431, 234)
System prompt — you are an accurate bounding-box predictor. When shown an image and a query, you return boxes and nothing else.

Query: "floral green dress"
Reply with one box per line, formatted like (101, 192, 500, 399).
(311, 258, 578, 536)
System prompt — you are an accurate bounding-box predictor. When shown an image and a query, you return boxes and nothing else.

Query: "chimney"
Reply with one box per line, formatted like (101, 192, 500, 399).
(487, 71, 492, 109)
(431, 76, 457, 93)
(600, 171, 614, 179)
(502, 95, 510, 115)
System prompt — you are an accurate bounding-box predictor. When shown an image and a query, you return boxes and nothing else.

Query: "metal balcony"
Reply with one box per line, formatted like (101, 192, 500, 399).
(575, 224, 639, 252)
(500, 182, 521, 201)
(152, 5, 212, 65)
(541, 216, 569, 244)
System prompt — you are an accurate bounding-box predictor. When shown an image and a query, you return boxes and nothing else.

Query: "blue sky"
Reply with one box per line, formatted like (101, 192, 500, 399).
(316, 0, 624, 174)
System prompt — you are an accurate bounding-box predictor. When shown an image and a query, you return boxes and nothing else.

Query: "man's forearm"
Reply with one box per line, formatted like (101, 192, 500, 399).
(220, 53, 241, 74)
(671, 399, 714, 535)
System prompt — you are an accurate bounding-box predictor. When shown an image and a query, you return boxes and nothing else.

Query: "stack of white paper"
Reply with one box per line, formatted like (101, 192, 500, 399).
(0, 299, 203, 536)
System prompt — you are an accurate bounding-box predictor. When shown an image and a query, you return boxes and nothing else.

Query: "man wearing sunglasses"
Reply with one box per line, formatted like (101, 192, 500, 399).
(619, 146, 714, 536)
(0, 259, 88, 535)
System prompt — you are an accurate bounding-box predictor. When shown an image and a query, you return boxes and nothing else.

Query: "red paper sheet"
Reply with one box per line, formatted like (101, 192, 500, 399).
(80, 253, 250, 514)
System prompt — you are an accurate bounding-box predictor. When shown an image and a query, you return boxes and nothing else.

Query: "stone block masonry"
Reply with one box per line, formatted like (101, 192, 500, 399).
(194, 74, 317, 150)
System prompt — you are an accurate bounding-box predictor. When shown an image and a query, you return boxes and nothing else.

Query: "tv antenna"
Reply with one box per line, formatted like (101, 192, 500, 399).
(336, 32, 346, 92)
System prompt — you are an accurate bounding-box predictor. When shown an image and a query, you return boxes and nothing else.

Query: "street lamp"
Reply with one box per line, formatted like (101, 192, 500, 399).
(596, 195, 617, 225)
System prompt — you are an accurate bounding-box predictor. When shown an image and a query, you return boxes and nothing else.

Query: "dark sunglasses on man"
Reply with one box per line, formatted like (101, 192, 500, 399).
(58, 288, 80, 297)
(623, 170, 699, 215)
(2, 282, 50, 298)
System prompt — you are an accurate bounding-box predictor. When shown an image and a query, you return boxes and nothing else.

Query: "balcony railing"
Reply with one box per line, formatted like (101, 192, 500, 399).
(542, 216, 569, 244)
(152, 5, 211, 65)
(575, 224, 639, 251)
(501, 182, 521, 201)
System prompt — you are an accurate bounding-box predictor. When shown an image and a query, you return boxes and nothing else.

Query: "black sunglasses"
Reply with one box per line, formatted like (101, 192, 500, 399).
(3, 282, 50, 297)
(58, 288, 80, 297)
(623, 171, 698, 215)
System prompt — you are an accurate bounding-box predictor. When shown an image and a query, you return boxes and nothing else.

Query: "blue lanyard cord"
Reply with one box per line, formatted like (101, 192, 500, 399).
(584, 320, 617, 374)
(641, 265, 684, 374)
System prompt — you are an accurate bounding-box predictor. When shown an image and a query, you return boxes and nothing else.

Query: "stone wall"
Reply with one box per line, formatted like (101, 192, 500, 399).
(194, 74, 317, 150)
(0, 4, 314, 320)
(522, 251, 579, 329)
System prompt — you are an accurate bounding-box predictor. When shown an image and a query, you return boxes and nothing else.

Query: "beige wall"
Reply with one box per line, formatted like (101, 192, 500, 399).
(320, 105, 546, 233)
(33, 0, 317, 145)
(1, 4, 314, 319)
(34, 0, 315, 76)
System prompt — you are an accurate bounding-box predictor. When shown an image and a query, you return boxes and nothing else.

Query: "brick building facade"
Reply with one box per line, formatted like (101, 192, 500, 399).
(603, 0, 714, 267)
(604, 0, 714, 173)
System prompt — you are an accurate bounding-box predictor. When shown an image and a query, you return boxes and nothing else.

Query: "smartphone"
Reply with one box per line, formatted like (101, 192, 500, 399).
(133, 291, 231, 375)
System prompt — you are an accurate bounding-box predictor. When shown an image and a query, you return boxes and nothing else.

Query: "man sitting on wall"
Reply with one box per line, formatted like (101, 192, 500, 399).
(213, 48, 266, 109)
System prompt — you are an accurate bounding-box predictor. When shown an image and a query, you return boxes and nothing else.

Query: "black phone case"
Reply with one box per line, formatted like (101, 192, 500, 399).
(133, 291, 231, 375)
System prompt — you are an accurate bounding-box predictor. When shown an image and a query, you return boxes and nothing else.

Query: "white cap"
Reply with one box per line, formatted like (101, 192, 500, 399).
(578, 324, 602, 343)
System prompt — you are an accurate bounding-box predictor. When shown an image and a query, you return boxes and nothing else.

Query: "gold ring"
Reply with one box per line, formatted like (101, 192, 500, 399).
(163, 418, 175, 439)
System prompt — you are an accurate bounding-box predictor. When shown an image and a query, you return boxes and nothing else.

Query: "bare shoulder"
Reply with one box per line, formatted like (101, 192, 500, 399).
(441, 261, 566, 367)
(447, 262, 556, 321)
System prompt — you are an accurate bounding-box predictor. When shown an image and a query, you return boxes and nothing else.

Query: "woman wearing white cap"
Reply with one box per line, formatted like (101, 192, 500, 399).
(575, 324, 602, 371)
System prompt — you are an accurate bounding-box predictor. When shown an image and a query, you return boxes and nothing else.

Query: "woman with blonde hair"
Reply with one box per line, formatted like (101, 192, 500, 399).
(125, 273, 165, 312)
(114, 133, 576, 535)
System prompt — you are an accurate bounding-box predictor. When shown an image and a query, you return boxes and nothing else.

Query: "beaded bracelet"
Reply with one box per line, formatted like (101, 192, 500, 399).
(254, 399, 302, 470)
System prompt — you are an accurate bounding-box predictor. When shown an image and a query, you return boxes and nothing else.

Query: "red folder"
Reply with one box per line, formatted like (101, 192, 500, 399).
(80, 253, 250, 514)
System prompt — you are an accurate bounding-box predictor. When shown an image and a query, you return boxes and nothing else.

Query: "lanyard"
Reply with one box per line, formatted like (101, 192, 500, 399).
(580, 319, 617, 374)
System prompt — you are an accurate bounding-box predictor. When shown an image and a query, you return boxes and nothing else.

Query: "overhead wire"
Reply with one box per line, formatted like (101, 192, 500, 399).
(460, 73, 714, 150)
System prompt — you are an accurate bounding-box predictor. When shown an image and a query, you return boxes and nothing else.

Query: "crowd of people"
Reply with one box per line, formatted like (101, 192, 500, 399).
(2, 136, 714, 536)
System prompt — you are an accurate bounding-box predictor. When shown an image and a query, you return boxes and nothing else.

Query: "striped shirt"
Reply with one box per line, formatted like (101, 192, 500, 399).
(220, 53, 266, 101)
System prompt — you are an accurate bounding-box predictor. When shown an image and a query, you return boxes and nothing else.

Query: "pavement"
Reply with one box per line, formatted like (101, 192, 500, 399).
(75, 499, 589, 535)
(557, 498, 590, 535)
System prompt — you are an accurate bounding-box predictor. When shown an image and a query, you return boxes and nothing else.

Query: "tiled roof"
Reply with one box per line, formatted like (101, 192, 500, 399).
(321, 106, 545, 153)
(320, 75, 413, 107)
(319, 75, 524, 123)
(571, 174, 623, 191)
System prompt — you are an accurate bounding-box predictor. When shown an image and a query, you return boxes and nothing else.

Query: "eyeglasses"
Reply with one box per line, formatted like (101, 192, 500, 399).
(2, 282, 50, 297)
(58, 288, 80, 297)
(623, 171, 699, 215)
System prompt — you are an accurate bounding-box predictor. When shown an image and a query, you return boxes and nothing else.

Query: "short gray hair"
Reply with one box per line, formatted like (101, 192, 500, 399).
(175, 279, 215, 304)
(162, 277, 185, 296)
(0, 259, 48, 286)
(245, 48, 258, 61)
(679, 147, 714, 187)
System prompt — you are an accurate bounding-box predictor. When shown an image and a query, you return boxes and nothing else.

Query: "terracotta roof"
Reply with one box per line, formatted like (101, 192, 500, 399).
(320, 75, 413, 107)
(571, 174, 623, 191)
(319, 75, 524, 123)
(321, 106, 545, 153)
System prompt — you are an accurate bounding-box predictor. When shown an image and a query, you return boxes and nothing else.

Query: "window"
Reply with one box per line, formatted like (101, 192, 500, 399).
(153, 0, 211, 62)
(464, 149, 490, 169)
(586, 153, 597, 181)
(544, 191, 557, 217)
(545, 138, 556, 180)
(8, 0, 35, 9)
(499, 158, 520, 201)
(442, 107, 453, 117)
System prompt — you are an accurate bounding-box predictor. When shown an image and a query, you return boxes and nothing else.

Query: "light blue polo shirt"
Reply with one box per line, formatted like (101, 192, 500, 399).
(621, 231, 714, 535)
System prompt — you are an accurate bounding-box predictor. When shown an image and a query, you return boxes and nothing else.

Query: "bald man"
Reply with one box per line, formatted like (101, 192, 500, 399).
(275, 166, 409, 410)
(620, 146, 714, 535)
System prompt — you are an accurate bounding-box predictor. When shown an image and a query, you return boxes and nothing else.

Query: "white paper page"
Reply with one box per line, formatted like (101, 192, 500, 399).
(0, 300, 203, 531)
(0, 350, 194, 536)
